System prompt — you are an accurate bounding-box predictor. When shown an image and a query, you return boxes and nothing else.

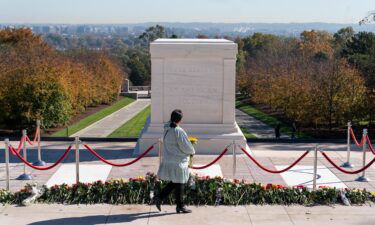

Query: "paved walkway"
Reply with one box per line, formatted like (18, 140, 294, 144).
(1, 204, 375, 225)
(236, 109, 289, 138)
(72, 99, 150, 137)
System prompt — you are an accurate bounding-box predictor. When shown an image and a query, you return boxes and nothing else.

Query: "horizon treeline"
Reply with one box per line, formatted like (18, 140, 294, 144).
(0, 28, 124, 128)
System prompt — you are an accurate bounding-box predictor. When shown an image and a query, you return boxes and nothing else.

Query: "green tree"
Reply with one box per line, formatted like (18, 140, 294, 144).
(242, 33, 281, 58)
(138, 25, 166, 46)
(333, 27, 354, 51)
(128, 55, 148, 86)
(342, 32, 375, 88)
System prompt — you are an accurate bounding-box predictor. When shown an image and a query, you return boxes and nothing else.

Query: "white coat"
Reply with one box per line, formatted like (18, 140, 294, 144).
(157, 124, 195, 183)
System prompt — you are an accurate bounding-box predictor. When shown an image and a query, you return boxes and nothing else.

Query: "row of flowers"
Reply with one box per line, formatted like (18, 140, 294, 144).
(1, 173, 374, 205)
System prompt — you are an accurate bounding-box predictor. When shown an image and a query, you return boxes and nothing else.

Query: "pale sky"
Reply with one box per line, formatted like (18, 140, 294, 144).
(1, 0, 374, 24)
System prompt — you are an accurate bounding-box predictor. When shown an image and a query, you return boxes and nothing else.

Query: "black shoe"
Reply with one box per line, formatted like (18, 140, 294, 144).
(154, 197, 161, 212)
(176, 207, 192, 214)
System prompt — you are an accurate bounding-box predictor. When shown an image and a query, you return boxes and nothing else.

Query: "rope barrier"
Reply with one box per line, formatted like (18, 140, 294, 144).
(191, 146, 229, 170)
(83, 144, 154, 167)
(366, 136, 375, 155)
(10, 137, 25, 156)
(25, 127, 39, 146)
(9, 145, 72, 170)
(350, 128, 364, 147)
(321, 150, 375, 174)
(239, 146, 310, 174)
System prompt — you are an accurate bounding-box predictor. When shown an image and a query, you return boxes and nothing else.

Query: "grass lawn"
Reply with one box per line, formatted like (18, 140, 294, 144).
(51, 97, 135, 137)
(240, 127, 258, 139)
(236, 100, 310, 138)
(108, 106, 151, 138)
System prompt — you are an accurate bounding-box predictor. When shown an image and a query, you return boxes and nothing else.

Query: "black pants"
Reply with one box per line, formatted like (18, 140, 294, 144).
(158, 182, 185, 208)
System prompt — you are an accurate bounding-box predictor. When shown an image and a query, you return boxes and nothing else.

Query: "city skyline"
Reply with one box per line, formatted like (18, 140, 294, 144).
(1, 0, 374, 24)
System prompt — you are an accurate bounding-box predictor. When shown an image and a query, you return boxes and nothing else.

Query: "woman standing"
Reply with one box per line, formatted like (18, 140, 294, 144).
(155, 109, 195, 213)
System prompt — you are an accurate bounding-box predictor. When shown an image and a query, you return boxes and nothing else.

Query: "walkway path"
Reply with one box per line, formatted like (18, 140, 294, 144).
(1, 204, 374, 225)
(236, 109, 289, 138)
(72, 99, 150, 137)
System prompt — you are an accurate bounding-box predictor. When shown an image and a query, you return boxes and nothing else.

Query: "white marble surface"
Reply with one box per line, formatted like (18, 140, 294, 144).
(276, 165, 347, 189)
(190, 165, 223, 178)
(45, 164, 112, 187)
(139, 39, 248, 154)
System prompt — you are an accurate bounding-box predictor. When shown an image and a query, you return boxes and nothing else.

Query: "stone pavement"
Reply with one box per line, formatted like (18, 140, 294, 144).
(236, 109, 289, 138)
(1, 204, 375, 225)
(72, 99, 150, 137)
(1, 141, 375, 192)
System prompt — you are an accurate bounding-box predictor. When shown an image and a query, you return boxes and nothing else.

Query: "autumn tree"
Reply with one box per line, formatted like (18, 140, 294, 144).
(238, 31, 367, 130)
(0, 28, 123, 128)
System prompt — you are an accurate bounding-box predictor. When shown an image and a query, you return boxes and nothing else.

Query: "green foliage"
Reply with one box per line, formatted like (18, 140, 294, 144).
(242, 33, 282, 58)
(239, 127, 258, 139)
(342, 32, 375, 88)
(1, 174, 374, 206)
(52, 97, 134, 137)
(128, 54, 149, 86)
(108, 105, 150, 138)
(138, 25, 166, 46)
(334, 27, 354, 51)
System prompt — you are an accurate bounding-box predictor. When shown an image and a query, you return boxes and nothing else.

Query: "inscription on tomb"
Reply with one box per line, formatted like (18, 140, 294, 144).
(163, 59, 223, 123)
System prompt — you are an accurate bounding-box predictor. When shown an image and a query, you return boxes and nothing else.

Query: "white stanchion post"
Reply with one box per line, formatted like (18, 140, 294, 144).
(4, 139, 10, 191)
(17, 130, 32, 180)
(341, 121, 354, 168)
(33, 120, 46, 166)
(312, 145, 318, 191)
(356, 129, 369, 182)
(232, 140, 236, 178)
(75, 136, 80, 184)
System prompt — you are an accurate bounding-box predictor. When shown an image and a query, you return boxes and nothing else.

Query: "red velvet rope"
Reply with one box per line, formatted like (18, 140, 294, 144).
(83, 144, 154, 167)
(240, 146, 310, 174)
(321, 150, 375, 174)
(350, 128, 364, 147)
(11, 137, 25, 156)
(25, 127, 39, 146)
(9, 145, 72, 170)
(191, 147, 229, 170)
(366, 136, 375, 155)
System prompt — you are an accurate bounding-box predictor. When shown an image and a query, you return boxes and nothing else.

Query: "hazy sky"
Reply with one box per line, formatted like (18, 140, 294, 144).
(1, 0, 374, 24)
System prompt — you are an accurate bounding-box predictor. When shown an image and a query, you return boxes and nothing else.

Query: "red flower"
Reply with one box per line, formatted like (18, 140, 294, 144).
(295, 185, 305, 189)
(266, 183, 273, 190)
(233, 179, 240, 184)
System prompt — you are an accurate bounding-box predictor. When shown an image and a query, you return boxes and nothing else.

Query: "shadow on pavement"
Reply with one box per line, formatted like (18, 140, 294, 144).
(28, 211, 175, 225)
